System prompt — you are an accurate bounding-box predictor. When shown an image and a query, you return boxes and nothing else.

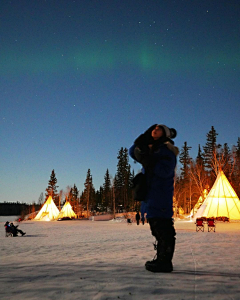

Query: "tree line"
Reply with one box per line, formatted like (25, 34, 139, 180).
(43, 147, 135, 217)
(176, 126, 240, 214)
(0, 202, 41, 217)
(35, 126, 240, 216)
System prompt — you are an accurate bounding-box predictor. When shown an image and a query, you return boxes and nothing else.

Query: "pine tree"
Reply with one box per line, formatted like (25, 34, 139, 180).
(221, 143, 232, 178)
(236, 138, 240, 160)
(179, 142, 192, 182)
(68, 184, 79, 211)
(196, 144, 204, 166)
(103, 169, 111, 211)
(235, 138, 240, 177)
(232, 137, 240, 197)
(179, 142, 192, 213)
(115, 147, 133, 210)
(95, 186, 104, 212)
(203, 126, 219, 185)
(45, 169, 59, 205)
(72, 184, 79, 203)
(128, 168, 135, 211)
(82, 169, 95, 218)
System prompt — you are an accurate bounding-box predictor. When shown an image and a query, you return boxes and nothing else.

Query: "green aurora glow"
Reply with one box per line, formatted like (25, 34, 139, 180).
(1, 42, 238, 75)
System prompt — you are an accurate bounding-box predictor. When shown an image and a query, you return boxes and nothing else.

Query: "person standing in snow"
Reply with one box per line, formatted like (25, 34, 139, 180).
(140, 201, 146, 225)
(129, 124, 178, 272)
(135, 211, 140, 225)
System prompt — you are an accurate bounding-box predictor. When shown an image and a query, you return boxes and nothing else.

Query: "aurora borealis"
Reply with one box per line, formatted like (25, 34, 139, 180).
(1, 0, 240, 203)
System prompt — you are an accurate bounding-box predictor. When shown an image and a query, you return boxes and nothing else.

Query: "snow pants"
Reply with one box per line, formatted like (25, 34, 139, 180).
(148, 218, 176, 262)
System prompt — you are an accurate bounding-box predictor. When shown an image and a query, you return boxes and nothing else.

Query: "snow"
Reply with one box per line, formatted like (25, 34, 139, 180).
(1, 218, 240, 300)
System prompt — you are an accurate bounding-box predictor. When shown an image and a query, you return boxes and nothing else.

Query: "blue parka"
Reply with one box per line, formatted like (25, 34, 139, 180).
(129, 141, 178, 219)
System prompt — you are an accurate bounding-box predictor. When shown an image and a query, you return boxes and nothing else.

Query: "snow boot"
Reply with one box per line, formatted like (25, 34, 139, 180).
(145, 259, 173, 273)
(146, 218, 176, 273)
(145, 241, 174, 272)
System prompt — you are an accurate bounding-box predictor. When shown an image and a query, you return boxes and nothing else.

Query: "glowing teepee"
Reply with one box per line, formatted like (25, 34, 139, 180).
(190, 189, 208, 217)
(58, 201, 76, 219)
(35, 196, 60, 221)
(194, 171, 240, 220)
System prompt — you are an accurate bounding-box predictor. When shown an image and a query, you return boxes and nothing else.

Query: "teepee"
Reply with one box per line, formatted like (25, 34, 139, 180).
(58, 201, 76, 219)
(190, 189, 208, 217)
(194, 171, 240, 220)
(35, 196, 60, 221)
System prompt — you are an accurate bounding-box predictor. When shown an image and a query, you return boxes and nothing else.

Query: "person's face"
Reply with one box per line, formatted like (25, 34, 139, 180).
(151, 126, 164, 140)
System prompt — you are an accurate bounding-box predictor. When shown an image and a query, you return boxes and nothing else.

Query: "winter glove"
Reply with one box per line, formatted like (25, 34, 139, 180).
(134, 146, 157, 171)
(133, 124, 158, 171)
(134, 124, 157, 148)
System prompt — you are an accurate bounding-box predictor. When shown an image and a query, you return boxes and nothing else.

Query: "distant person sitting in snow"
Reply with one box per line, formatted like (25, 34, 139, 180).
(129, 124, 178, 273)
(10, 222, 26, 236)
(4, 221, 13, 235)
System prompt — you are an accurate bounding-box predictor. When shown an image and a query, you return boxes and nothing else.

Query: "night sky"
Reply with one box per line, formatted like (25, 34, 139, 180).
(1, 0, 240, 204)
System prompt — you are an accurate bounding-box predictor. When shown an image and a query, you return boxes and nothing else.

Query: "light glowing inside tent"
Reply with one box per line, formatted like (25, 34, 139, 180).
(194, 171, 240, 220)
(35, 196, 60, 221)
(58, 201, 77, 219)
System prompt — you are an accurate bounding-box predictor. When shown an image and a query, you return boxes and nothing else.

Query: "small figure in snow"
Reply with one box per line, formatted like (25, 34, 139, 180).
(4, 221, 13, 236)
(10, 222, 26, 236)
(141, 201, 147, 225)
(135, 211, 140, 225)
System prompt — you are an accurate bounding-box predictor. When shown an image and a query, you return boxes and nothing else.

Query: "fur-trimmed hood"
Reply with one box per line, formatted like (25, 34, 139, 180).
(165, 141, 179, 157)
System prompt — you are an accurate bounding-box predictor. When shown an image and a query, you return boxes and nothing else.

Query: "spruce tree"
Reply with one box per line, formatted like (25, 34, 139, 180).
(221, 143, 232, 178)
(95, 186, 104, 212)
(236, 138, 240, 160)
(235, 138, 240, 178)
(72, 184, 79, 203)
(203, 126, 219, 184)
(128, 168, 135, 211)
(68, 184, 79, 211)
(179, 142, 192, 182)
(45, 169, 59, 205)
(179, 142, 192, 213)
(196, 144, 204, 166)
(82, 169, 95, 217)
(115, 147, 132, 210)
(232, 137, 240, 197)
(103, 169, 111, 211)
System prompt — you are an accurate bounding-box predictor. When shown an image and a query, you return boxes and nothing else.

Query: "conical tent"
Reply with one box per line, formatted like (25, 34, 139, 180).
(190, 189, 208, 217)
(194, 171, 240, 220)
(58, 201, 76, 219)
(35, 196, 60, 221)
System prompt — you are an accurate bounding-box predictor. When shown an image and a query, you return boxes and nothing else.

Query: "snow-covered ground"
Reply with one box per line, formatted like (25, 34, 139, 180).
(1, 218, 240, 300)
